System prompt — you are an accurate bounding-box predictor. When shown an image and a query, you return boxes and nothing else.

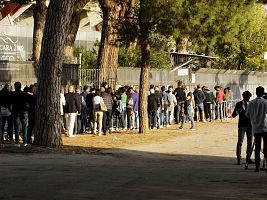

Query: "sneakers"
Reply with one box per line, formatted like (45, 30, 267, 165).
(68, 135, 76, 138)
(178, 127, 183, 130)
(190, 127, 196, 131)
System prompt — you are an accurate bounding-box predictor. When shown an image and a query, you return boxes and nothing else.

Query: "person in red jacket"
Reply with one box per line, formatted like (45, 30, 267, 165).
(216, 86, 224, 121)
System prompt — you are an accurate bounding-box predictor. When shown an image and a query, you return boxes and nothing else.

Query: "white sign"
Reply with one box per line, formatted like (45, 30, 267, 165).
(177, 68, 189, 76)
(264, 52, 267, 60)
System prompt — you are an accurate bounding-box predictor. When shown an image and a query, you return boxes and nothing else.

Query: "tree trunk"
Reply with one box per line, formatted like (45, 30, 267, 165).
(64, 0, 90, 57)
(32, 0, 47, 72)
(33, 0, 75, 148)
(97, 0, 124, 88)
(205, 44, 213, 68)
(139, 24, 150, 134)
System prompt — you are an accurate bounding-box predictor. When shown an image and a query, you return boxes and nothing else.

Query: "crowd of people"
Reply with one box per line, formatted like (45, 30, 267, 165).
(1, 80, 267, 172)
(0, 81, 236, 145)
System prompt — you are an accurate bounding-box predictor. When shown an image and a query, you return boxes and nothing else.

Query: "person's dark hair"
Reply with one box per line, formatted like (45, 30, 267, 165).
(95, 89, 101, 96)
(168, 85, 173, 90)
(14, 82, 21, 91)
(242, 91, 252, 98)
(197, 84, 201, 89)
(101, 82, 108, 88)
(150, 84, 155, 89)
(256, 86, 265, 97)
(83, 85, 89, 91)
(24, 86, 30, 93)
(107, 87, 113, 94)
(161, 86, 166, 92)
(90, 87, 95, 92)
(177, 81, 183, 87)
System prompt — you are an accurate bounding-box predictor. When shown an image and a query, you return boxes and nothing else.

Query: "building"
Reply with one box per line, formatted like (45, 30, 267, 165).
(0, 0, 102, 61)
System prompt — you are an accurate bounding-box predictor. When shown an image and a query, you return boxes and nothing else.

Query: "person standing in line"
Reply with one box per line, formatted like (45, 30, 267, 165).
(132, 88, 139, 130)
(11, 82, 29, 146)
(148, 88, 160, 129)
(64, 85, 81, 138)
(193, 84, 206, 122)
(26, 84, 36, 144)
(80, 85, 90, 133)
(74, 87, 85, 134)
(101, 87, 113, 134)
(155, 86, 163, 128)
(0, 84, 13, 144)
(203, 87, 214, 122)
(174, 81, 186, 124)
(92, 89, 105, 136)
(245, 86, 267, 172)
(86, 88, 95, 133)
(168, 86, 177, 125)
(120, 87, 127, 130)
(232, 91, 254, 165)
(216, 86, 224, 121)
(179, 90, 195, 130)
(161, 86, 170, 126)
(60, 86, 66, 134)
(126, 87, 134, 130)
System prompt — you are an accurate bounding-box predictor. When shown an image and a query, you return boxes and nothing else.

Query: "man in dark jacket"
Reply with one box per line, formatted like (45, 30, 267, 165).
(174, 81, 186, 124)
(193, 85, 206, 122)
(11, 82, 29, 146)
(101, 87, 113, 134)
(0, 84, 13, 144)
(148, 88, 160, 129)
(203, 87, 214, 122)
(64, 85, 81, 137)
(232, 91, 253, 165)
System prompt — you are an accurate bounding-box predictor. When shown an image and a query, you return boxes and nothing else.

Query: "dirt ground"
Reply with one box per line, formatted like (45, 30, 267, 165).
(0, 119, 267, 200)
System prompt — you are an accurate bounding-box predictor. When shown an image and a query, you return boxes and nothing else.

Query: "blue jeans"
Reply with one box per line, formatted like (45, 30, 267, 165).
(133, 111, 139, 129)
(13, 111, 28, 144)
(162, 105, 169, 125)
(236, 126, 253, 161)
(181, 106, 194, 128)
(157, 107, 162, 127)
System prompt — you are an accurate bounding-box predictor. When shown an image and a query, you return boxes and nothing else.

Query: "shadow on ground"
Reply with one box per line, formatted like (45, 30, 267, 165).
(0, 145, 266, 200)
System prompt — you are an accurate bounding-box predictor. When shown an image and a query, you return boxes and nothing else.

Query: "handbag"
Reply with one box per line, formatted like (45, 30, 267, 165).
(1, 106, 11, 117)
(100, 101, 107, 112)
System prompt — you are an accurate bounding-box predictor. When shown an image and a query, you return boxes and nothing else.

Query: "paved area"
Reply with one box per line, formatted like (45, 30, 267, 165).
(0, 121, 267, 200)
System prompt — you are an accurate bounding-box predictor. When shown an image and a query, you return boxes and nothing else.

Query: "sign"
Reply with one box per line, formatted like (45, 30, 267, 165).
(177, 68, 189, 76)
(0, 35, 25, 61)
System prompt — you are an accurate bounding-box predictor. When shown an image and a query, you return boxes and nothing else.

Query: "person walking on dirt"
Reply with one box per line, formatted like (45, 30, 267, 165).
(232, 91, 253, 165)
(245, 86, 267, 172)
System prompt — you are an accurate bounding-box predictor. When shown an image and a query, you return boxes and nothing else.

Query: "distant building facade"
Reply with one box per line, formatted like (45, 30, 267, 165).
(0, 1, 102, 61)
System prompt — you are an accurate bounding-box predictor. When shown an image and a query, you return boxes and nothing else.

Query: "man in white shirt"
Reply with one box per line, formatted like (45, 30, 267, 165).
(246, 86, 267, 172)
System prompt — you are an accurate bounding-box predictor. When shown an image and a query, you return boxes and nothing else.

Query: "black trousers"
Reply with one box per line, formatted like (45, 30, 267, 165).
(204, 102, 212, 120)
(254, 133, 267, 167)
(102, 109, 113, 133)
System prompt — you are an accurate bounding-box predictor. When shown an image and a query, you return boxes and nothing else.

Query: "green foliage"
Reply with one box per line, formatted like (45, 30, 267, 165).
(119, 33, 176, 69)
(74, 45, 98, 69)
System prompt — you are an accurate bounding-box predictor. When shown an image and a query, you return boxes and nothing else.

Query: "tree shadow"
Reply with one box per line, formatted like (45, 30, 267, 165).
(0, 145, 266, 200)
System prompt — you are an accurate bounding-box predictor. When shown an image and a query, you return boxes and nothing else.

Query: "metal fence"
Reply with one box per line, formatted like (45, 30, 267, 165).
(0, 61, 80, 88)
(1, 61, 267, 99)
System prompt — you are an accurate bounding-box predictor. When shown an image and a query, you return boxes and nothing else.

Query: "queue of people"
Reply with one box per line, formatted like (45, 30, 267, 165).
(0, 80, 237, 145)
